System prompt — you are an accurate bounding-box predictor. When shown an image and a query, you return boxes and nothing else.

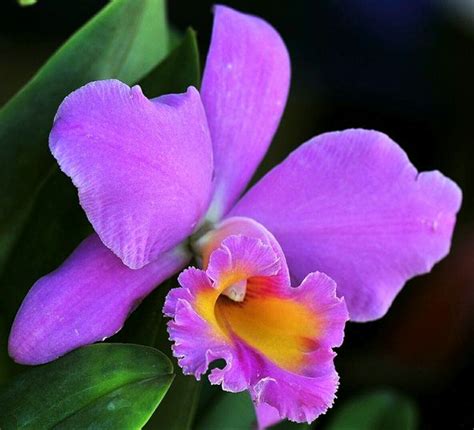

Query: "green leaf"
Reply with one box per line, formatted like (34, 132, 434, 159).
(326, 389, 418, 430)
(0, 343, 174, 429)
(53, 378, 170, 430)
(140, 27, 201, 97)
(17, 0, 37, 6)
(0, 0, 169, 273)
(195, 391, 257, 430)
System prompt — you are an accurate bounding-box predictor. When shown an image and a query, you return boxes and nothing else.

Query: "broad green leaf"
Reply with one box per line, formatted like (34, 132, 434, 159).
(326, 389, 418, 430)
(195, 391, 257, 430)
(0, 343, 174, 429)
(53, 378, 170, 430)
(0, 0, 169, 273)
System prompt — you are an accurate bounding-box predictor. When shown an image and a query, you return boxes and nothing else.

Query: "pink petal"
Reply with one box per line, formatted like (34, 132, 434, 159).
(206, 235, 282, 284)
(165, 234, 347, 423)
(50, 80, 213, 269)
(9, 234, 190, 365)
(202, 5, 290, 219)
(231, 129, 462, 321)
(255, 403, 281, 430)
(250, 346, 339, 424)
(194, 216, 290, 286)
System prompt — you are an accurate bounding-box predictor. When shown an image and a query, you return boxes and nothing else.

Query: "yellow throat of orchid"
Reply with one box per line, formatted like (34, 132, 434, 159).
(195, 271, 321, 373)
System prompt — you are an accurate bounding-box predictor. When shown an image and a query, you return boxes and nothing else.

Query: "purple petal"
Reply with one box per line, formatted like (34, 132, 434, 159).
(165, 235, 347, 423)
(206, 235, 282, 284)
(50, 80, 213, 269)
(9, 234, 190, 365)
(164, 267, 239, 384)
(250, 347, 339, 423)
(231, 129, 462, 321)
(202, 5, 290, 219)
(163, 268, 211, 318)
(194, 216, 290, 285)
(255, 403, 281, 430)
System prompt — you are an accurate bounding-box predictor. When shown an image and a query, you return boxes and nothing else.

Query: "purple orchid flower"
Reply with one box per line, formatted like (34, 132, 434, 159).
(9, 3, 461, 425)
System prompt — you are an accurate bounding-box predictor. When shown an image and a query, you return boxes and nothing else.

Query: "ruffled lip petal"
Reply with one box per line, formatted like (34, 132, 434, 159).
(231, 129, 462, 321)
(290, 272, 348, 350)
(194, 216, 291, 285)
(50, 80, 213, 269)
(202, 5, 290, 219)
(206, 235, 281, 285)
(165, 232, 347, 423)
(9, 234, 190, 365)
(251, 353, 340, 423)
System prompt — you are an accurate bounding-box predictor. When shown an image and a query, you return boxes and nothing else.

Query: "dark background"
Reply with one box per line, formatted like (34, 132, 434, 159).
(1, 0, 473, 428)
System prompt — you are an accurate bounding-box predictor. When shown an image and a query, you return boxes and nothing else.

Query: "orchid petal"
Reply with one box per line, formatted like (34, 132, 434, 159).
(195, 216, 290, 285)
(165, 235, 347, 423)
(207, 235, 281, 286)
(202, 5, 290, 219)
(231, 129, 462, 321)
(255, 403, 281, 430)
(50, 80, 213, 269)
(9, 234, 190, 365)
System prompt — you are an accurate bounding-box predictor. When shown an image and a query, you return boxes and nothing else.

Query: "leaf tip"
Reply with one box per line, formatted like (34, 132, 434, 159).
(18, 0, 37, 6)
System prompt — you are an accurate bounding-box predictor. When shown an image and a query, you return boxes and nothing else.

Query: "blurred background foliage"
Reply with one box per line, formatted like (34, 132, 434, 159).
(1, 0, 473, 428)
